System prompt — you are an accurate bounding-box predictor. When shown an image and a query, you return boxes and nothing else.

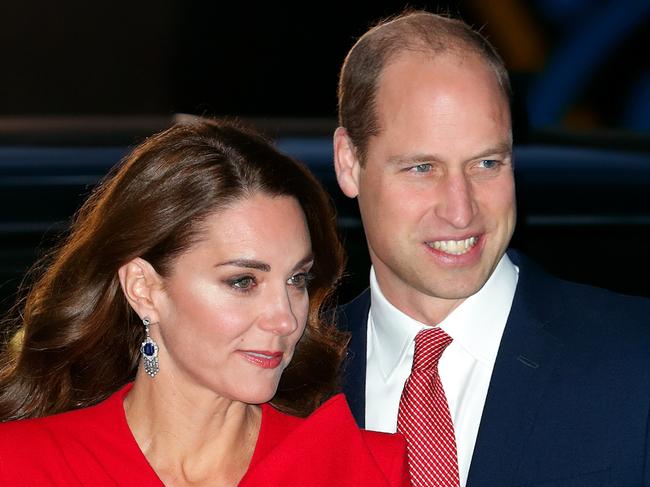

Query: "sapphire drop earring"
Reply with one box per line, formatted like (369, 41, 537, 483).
(140, 317, 159, 377)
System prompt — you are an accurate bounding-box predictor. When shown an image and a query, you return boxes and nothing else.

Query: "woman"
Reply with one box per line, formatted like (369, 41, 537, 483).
(0, 119, 409, 486)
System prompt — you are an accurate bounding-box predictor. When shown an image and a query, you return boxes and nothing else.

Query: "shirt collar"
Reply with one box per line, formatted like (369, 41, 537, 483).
(369, 254, 519, 379)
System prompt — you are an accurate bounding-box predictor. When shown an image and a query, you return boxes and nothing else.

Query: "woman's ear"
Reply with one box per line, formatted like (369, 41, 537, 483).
(118, 257, 164, 323)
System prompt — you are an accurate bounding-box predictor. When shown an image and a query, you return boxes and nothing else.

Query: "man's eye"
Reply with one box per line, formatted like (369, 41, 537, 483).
(478, 159, 499, 169)
(411, 163, 432, 173)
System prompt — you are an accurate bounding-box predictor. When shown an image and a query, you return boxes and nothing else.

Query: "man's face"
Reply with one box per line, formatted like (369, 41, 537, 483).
(335, 51, 516, 322)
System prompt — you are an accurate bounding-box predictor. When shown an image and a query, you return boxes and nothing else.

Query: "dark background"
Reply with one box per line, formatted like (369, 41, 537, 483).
(1, 0, 650, 312)
(2, 0, 650, 132)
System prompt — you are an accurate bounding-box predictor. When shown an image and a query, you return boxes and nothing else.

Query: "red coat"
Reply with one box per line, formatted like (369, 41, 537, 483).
(0, 384, 410, 486)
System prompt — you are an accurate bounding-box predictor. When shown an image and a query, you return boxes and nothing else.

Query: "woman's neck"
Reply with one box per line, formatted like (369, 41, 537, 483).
(123, 370, 261, 486)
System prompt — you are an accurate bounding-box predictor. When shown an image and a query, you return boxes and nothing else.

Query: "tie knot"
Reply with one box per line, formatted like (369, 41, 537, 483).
(412, 327, 452, 371)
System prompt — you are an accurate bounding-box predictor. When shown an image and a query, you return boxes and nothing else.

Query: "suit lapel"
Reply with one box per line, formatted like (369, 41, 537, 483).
(467, 252, 566, 486)
(338, 289, 371, 428)
(337, 253, 569, 485)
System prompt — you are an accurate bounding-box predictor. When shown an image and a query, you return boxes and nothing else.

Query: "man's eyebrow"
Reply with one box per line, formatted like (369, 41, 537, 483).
(472, 143, 513, 159)
(386, 143, 513, 166)
(215, 259, 271, 272)
(386, 153, 437, 166)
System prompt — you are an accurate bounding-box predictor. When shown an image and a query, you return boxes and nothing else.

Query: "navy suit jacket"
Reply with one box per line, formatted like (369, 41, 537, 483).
(337, 251, 650, 486)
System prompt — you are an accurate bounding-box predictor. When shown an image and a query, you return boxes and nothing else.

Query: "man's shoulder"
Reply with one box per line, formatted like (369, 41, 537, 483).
(514, 249, 650, 313)
(512, 250, 650, 345)
(548, 277, 650, 339)
(555, 276, 650, 309)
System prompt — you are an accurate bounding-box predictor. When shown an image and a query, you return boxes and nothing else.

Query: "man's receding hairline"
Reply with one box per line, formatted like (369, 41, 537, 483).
(376, 37, 509, 94)
(369, 47, 512, 142)
(340, 10, 511, 165)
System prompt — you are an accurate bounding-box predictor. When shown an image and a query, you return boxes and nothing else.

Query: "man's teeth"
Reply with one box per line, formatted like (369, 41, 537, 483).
(428, 237, 478, 255)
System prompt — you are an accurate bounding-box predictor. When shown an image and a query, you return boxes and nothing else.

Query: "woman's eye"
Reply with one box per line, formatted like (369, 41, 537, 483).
(288, 272, 313, 289)
(229, 276, 255, 290)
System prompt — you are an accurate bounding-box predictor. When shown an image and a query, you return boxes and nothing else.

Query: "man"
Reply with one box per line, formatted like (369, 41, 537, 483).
(333, 10, 650, 487)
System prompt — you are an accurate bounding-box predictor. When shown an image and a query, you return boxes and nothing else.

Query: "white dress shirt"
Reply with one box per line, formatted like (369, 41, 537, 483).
(365, 254, 519, 487)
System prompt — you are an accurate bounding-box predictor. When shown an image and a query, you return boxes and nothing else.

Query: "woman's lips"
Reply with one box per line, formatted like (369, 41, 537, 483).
(238, 350, 284, 369)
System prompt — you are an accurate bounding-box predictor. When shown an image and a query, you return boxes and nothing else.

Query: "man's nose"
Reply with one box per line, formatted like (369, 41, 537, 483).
(434, 173, 477, 228)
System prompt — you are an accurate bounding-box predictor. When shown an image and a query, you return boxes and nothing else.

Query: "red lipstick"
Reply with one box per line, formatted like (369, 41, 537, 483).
(238, 350, 284, 369)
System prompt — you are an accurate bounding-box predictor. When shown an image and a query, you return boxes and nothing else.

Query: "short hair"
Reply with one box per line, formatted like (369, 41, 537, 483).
(337, 10, 511, 163)
(0, 119, 346, 420)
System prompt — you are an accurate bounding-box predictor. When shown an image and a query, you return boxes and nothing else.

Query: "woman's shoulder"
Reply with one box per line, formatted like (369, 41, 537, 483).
(261, 393, 357, 438)
(0, 409, 88, 479)
(359, 428, 409, 485)
(247, 394, 409, 486)
(0, 383, 130, 442)
(360, 427, 407, 453)
(0, 400, 103, 445)
(311, 394, 409, 485)
(0, 384, 152, 485)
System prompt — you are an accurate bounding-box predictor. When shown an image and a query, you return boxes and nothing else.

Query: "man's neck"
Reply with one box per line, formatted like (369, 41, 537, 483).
(373, 272, 466, 325)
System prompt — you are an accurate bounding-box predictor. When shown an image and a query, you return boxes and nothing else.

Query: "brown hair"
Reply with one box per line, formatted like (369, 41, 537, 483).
(0, 119, 346, 420)
(338, 10, 511, 163)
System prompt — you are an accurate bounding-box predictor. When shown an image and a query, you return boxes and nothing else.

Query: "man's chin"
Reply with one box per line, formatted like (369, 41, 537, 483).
(416, 273, 491, 301)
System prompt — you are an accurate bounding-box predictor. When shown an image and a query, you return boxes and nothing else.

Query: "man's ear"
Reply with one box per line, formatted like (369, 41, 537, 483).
(117, 257, 164, 323)
(333, 127, 361, 198)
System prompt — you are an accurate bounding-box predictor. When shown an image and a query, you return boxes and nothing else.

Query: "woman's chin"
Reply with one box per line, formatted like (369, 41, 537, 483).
(232, 383, 279, 405)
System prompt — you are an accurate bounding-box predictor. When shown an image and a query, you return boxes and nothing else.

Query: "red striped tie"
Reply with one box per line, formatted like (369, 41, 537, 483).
(397, 327, 460, 486)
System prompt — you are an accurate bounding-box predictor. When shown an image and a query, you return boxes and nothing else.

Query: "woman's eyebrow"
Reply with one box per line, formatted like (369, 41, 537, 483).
(215, 259, 271, 272)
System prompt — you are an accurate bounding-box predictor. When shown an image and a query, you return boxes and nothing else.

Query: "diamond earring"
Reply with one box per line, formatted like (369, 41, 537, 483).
(140, 317, 159, 378)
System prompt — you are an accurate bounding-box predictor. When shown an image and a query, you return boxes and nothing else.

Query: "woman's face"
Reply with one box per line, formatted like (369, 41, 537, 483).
(152, 193, 312, 404)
